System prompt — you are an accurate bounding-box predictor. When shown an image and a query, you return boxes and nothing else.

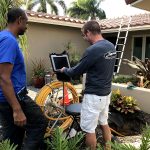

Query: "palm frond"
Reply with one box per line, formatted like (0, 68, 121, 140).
(47, 1, 58, 15)
(133, 56, 147, 73)
(19, 35, 28, 58)
(46, 127, 68, 150)
(110, 141, 137, 150)
(56, 0, 67, 14)
(94, 9, 106, 20)
(123, 59, 140, 70)
(40, 0, 47, 12)
(67, 1, 89, 20)
(26, 0, 39, 10)
(0, 139, 18, 150)
(139, 125, 150, 150)
(67, 0, 106, 20)
(68, 132, 84, 150)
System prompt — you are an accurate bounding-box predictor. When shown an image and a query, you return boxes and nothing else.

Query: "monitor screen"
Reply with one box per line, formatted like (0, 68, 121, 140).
(50, 54, 70, 72)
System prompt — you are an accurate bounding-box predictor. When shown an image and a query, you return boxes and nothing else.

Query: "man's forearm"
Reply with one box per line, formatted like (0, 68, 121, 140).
(0, 77, 22, 111)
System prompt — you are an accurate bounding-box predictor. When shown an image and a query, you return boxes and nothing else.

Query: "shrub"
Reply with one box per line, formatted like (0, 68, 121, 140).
(32, 59, 46, 78)
(111, 89, 140, 114)
(0, 139, 17, 150)
(45, 127, 84, 150)
(112, 75, 138, 85)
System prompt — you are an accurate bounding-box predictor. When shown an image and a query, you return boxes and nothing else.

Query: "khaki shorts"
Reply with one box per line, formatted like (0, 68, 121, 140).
(80, 93, 111, 133)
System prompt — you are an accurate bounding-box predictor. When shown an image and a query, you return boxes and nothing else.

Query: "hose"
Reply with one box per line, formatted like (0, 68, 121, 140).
(35, 81, 79, 135)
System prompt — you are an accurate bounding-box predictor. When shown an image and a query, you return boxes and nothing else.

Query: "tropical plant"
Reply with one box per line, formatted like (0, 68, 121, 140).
(0, 139, 17, 150)
(0, 0, 22, 30)
(111, 89, 140, 114)
(64, 41, 81, 66)
(139, 125, 150, 150)
(32, 59, 46, 78)
(67, 0, 106, 20)
(45, 127, 84, 150)
(0, 0, 28, 53)
(0, 0, 25, 30)
(31, 59, 46, 88)
(123, 57, 150, 88)
(26, 0, 66, 14)
(19, 34, 28, 56)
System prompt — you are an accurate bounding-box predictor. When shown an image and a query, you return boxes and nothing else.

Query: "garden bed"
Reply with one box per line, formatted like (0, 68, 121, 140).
(112, 83, 150, 114)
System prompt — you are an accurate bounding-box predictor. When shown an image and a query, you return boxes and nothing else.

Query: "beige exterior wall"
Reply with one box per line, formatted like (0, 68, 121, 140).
(25, 22, 89, 84)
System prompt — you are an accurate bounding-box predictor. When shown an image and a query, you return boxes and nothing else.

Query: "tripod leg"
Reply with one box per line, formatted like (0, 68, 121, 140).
(66, 118, 75, 138)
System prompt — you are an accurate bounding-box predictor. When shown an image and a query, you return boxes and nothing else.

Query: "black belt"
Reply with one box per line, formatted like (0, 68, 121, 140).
(16, 87, 28, 101)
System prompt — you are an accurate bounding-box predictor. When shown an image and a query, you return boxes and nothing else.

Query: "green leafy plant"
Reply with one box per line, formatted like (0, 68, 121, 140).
(113, 75, 138, 85)
(123, 57, 150, 88)
(111, 89, 140, 114)
(0, 0, 28, 53)
(0, 139, 17, 150)
(64, 41, 81, 65)
(139, 125, 150, 150)
(67, 0, 106, 20)
(19, 34, 28, 56)
(32, 59, 46, 78)
(45, 127, 84, 150)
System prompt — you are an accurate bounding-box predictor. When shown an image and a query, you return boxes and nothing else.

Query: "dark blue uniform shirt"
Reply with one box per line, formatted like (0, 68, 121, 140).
(64, 39, 116, 96)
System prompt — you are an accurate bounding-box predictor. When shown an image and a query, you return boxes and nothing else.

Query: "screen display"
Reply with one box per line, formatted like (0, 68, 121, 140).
(50, 55, 70, 71)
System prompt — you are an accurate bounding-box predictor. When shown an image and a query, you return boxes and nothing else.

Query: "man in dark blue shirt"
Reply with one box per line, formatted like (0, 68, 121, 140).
(0, 8, 48, 149)
(61, 20, 116, 150)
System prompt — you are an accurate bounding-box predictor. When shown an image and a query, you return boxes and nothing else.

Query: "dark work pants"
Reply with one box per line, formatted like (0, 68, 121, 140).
(0, 96, 48, 150)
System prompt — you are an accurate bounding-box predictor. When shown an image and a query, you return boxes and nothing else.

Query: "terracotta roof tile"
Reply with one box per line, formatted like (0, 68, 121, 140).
(27, 11, 86, 25)
(99, 13, 150, 30)
(27, 11, 150, 30)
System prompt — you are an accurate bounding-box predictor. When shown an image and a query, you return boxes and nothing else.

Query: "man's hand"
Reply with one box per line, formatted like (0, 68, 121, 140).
(60, 67, 66, 73)
(13, 108, 27, 127)
(0, 63, 27, 127)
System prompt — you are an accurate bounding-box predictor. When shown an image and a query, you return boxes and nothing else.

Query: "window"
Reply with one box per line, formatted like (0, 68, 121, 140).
(145, 37, 150, 59)
(133, 37, 142, 59)
(132, 36, 150, 61)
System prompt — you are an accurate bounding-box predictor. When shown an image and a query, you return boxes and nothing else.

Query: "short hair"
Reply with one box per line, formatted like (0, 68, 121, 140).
(82, 20, 101, 35)
(7, 8, 26, 23)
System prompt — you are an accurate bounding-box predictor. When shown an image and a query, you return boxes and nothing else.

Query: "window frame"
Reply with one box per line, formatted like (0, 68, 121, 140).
(132, 35, 150, 61)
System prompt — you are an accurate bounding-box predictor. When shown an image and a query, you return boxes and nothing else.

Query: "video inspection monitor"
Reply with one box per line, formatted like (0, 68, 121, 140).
(50, 54, 71, 72)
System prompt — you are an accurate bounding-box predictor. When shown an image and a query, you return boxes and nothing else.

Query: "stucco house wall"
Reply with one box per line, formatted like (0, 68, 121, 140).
(26, 22, 89, 83)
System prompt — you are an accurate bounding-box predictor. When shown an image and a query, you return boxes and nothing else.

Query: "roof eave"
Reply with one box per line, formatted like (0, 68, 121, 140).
(102, 25, 150, 33)
(28, 16, 150, 33)
(28, 16, 84, 28)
